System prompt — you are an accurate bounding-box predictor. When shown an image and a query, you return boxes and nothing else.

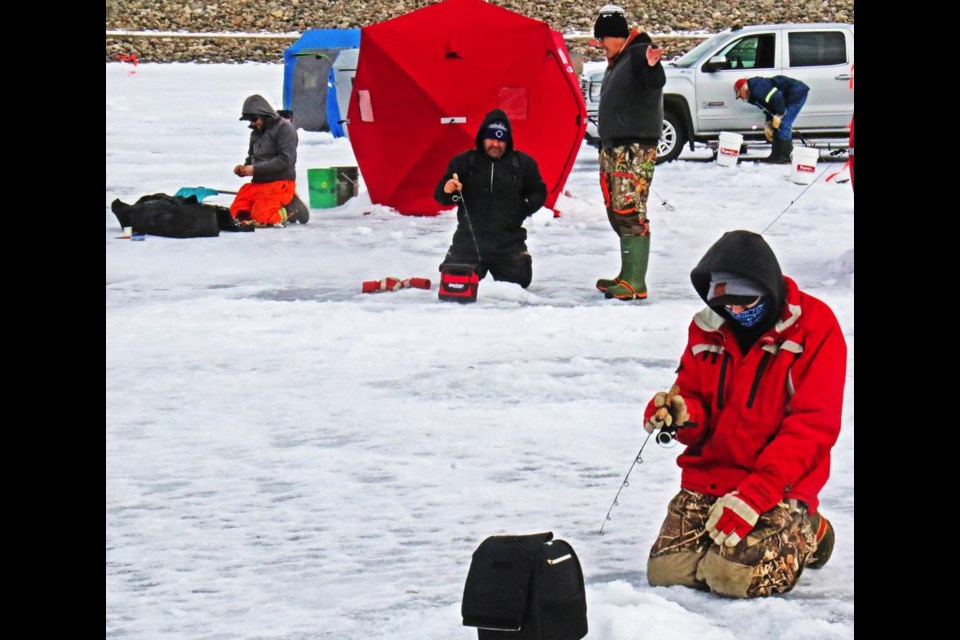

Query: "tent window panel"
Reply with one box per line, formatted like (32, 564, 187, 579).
(358, 90, 375, 122)
(498, 88, 528, 121)
(303, 72, 319, 90)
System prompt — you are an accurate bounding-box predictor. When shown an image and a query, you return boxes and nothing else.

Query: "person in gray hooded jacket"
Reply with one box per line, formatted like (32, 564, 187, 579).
(229, 94, 299, 226)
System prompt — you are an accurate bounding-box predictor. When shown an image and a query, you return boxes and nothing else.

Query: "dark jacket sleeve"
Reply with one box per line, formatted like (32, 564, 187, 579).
(768, 90, 787, 117)
(751, 78, 786, 118)
(628, 40, 666, 89)
(519, 153, 547, 215)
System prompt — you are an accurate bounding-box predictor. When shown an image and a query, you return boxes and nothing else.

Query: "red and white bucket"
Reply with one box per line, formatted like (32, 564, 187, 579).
(790, 146, 820, 185)
(716, 132, 743, 168)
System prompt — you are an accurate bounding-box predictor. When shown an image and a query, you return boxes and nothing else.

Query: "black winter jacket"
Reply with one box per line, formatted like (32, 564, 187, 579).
(434, 109, 547, 258)
(597, 31, 665, 146)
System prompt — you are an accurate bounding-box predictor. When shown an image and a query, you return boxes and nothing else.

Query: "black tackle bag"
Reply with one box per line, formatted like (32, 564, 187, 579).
(461, 532, 587, 640)
(111, 193, 238, 238)
(438, 263, 480, 303)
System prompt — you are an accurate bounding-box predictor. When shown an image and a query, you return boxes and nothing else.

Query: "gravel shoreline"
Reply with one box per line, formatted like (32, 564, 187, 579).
(106, 1, 854, 64)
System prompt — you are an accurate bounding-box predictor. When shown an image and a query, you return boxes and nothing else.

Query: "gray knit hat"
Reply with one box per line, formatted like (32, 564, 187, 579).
(707, 271, 765, 306)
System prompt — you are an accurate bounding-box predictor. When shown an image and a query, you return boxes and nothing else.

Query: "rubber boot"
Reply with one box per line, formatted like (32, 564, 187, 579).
(596, 276, 619, 292)
(597, 235, 628, 292)
(285, 193, 310, 225)
(776, 138, 794, 164)
(764, 138, 793, 164)
(596, 263, 621, 293)
(604, 234, 649, 300)
(761, 138, 782, 163)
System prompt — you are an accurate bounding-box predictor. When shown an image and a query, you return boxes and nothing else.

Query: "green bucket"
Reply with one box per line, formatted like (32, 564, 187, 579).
(307, 168, 338, 209)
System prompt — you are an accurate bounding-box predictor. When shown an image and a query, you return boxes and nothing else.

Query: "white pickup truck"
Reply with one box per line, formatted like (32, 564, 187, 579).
(581, 23, 854, 162)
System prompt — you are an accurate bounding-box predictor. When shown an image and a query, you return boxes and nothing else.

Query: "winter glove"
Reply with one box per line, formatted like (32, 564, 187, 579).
(763, 122, 775, 143)
(771, 115, 783, 129)
(705, 475, 783, 547)
(705, 492, 761, 547)
(643, 385, 691, 434)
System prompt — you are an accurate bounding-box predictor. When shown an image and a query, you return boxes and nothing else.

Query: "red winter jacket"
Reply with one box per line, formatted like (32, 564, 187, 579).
(645, 276, 846, 514)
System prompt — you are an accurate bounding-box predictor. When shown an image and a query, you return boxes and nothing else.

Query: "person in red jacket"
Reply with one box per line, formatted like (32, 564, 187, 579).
(848, 115, 854, 191)
(642, 230, 845, 598)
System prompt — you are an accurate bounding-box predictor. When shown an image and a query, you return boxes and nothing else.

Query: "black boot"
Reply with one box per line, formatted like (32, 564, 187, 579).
(284, 194, 310, 225)
(216, 208, 255, 232)
(764, 138, 793, 164)
(806, 513, 835, 569)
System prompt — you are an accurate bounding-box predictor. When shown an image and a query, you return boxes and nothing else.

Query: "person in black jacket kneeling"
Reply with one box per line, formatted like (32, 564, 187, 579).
(434, 109, 547, 289)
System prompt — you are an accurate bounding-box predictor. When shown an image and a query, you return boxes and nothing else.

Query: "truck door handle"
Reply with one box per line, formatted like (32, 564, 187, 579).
(835, 74, 852, 80)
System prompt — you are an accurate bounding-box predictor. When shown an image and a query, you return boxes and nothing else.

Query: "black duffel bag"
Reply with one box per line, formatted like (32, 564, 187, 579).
(111, 193, 234, 238)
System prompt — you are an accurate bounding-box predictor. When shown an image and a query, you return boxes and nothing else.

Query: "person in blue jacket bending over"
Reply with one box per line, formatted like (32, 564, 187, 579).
(734, 76, 809, 164)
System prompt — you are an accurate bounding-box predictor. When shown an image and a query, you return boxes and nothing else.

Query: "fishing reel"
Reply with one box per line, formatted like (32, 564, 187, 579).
(655, 427, 679, 447)
(654, 420, 697, 447)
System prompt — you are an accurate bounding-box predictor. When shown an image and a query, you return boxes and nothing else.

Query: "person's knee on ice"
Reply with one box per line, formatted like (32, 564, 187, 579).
(698, 501, 816, 598)
(488, 251, 532, 288)
(433, 109, 546, 292)
(635, 229, 846, 599)
(646, 489, 713, 589)
(232, 94, 299, 226)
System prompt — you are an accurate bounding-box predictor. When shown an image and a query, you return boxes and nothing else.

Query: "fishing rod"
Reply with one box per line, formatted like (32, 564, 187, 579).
(451, 172, 483, 265)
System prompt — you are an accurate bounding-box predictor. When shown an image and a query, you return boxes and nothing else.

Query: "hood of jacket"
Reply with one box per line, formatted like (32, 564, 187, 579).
(690, 230, 787, 312)
(240, 94, 280, 121)
(474, 109, 514, 155)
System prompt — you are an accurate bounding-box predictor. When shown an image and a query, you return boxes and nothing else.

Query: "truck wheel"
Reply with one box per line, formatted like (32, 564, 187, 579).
(657, 111, 686, 164)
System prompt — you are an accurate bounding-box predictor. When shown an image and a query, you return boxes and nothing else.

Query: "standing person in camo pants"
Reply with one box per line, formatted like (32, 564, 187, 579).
(593, 4, 665, 301)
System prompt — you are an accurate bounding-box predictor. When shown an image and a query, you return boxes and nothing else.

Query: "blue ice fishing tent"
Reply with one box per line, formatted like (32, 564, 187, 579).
(282, 29, 361, 136)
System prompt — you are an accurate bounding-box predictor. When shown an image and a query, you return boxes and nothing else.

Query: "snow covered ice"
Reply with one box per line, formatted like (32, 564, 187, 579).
(106, 63, 854, 639)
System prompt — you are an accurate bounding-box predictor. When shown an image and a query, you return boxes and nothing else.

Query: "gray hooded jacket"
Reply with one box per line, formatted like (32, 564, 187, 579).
(240, 94, 298, 184)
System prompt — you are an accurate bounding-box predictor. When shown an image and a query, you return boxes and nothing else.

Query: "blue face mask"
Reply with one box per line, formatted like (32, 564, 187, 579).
(728, 300, 768, 327)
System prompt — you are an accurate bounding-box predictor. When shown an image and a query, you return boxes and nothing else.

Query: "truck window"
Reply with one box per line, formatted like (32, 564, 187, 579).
(788, 31, 847, 67)
(714, 34, 775, 70)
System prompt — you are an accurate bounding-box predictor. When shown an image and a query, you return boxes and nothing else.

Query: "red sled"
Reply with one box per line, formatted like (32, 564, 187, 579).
(438, 264, 479, 303)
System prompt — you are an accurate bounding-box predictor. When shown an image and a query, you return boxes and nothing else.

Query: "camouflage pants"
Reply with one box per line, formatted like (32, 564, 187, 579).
(647, 489, 818, 598)
(598, 143, 657, 237)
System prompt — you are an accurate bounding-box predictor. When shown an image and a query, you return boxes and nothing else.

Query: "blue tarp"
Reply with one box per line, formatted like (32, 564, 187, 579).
(282, 29, 361, 137)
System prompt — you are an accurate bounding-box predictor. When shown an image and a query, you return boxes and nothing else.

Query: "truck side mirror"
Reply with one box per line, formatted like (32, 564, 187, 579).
(702, 55, 728, 72)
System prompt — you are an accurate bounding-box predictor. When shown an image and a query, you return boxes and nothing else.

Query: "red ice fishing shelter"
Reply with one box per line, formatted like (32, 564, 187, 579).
(347, 0, 587, 215)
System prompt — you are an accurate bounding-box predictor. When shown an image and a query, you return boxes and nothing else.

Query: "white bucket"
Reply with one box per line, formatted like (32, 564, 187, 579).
(790, 146, 820, 185)
(716, 132, 743, 168)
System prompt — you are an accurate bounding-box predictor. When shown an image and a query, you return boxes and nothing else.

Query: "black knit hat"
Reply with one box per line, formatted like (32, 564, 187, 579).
(482, 121, 510, 142)
(594, 5, 629, 39)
